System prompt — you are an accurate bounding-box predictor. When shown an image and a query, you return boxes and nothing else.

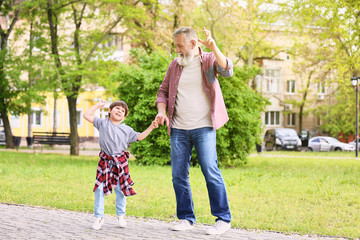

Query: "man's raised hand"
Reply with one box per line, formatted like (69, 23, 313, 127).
(198, 27, 216, 51)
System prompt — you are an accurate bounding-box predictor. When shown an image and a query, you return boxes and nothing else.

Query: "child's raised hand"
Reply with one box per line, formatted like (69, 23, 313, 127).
(97, 99, 106, 108)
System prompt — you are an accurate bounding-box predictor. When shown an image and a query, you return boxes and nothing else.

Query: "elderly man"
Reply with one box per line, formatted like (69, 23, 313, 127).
(155, 26, 233, 235)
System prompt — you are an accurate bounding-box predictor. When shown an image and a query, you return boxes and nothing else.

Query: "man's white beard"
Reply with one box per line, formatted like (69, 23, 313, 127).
(178, 50, 195, 67)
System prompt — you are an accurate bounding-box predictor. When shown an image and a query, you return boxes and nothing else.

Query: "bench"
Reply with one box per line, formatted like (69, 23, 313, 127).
(33, 132, 71, 146)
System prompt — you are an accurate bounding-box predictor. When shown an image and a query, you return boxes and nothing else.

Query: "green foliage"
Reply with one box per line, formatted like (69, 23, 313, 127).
(316, 85, 355, 138)
(0, 0, 49, 117)
(282, 0, 360, 136)
(111, 49, 172, 165)
(112, 49, 268, 166)
(217, 66, 269, 166)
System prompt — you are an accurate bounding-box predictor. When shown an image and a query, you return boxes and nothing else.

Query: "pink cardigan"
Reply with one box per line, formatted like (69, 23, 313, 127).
(155, 47, 234, 135)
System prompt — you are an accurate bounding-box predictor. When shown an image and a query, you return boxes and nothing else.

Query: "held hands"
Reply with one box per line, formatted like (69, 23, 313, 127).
(198, 26, 217, 51)
(155, 112, 169, 127)
(150, 120, 159, 130)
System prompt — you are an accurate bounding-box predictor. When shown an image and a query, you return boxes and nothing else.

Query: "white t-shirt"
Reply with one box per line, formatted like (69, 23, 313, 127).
(172, 55, 212, 130)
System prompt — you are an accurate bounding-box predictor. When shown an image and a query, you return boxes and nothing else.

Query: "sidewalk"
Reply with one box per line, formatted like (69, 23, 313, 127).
(1, 203, 348, 240)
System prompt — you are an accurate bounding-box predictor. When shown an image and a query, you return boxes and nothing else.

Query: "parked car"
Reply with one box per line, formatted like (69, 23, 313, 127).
(0, 127, 5, 146)
(308, 136, 355, 151)
(349, 138, 360, 150)
(264, 128, 302, 151)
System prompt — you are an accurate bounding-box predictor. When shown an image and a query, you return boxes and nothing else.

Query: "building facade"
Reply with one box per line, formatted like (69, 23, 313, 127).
(256, 29, 330, 139)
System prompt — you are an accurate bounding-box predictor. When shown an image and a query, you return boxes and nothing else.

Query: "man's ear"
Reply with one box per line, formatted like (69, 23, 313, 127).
(191, 39, 197, 48)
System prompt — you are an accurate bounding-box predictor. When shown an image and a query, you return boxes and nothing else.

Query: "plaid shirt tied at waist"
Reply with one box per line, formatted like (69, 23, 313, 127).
(93, 151, 136, 196)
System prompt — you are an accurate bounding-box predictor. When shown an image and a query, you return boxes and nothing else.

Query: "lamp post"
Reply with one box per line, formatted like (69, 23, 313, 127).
(351, 75, 359, 157)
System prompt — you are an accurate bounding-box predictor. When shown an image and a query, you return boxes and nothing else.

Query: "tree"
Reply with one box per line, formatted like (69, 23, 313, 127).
(0, 0, 22, 148)
(112, 49, 171, 165)
(43, 0, 152, 155)
(284, 38, 334, 132)
(191, 0, 288, 89)
(217, 64, 269, 166)
(0, 0, 47, 148)
(21, 1, 53, 142)
(282, 0, 360, 138)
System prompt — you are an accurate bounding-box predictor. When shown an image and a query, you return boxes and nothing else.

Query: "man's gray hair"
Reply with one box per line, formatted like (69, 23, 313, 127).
(173, 26, 198, 41)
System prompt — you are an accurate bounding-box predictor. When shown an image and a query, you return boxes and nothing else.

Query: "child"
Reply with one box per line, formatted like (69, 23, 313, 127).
(83, 99, 158, 230)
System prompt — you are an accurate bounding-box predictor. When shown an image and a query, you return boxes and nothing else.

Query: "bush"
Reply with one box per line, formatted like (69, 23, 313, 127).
(217, 66, 269, 166)
(111, 49, 268, 166)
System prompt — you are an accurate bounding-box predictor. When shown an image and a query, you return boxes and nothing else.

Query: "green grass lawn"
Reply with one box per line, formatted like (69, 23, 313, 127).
(0, 151, 359, 239)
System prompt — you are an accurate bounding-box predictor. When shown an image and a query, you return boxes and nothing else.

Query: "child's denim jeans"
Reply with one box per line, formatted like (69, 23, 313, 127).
(94, 181, 126, 218)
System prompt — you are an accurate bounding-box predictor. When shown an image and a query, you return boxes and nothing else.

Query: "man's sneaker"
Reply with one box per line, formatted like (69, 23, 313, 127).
(118, 215, 127, 228)
(206, 220, 231, 235)
(92, 217, 104, 230)
(170, 219, 194, 231)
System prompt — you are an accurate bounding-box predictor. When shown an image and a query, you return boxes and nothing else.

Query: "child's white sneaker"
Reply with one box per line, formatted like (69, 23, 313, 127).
(92, 217, 104, 230)
(118, 215, 127, 228)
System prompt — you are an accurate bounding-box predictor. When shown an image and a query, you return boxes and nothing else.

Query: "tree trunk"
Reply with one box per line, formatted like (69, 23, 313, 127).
(53, 93, 57, 132)
(67, 95, 79, 155)
(0, 108, 14, 149)
(299, 104, 304, 132)
(299, 72, 312, 133)
(27, 114, 32, 137)
(28, 20, 34, 138)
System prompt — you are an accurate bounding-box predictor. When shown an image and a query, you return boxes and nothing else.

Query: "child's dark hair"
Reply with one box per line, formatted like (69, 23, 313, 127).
(109, 100, 129, 117)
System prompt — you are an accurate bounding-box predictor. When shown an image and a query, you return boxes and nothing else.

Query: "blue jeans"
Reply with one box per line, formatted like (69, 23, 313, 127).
(170, 127, 231, 224)
(94, 178, 126, 217)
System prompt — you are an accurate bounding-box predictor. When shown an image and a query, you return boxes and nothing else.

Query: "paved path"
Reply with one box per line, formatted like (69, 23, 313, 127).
(0, 203, 348, 240)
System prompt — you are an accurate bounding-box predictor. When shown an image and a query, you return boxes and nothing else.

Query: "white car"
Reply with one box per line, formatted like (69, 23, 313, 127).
(308, 136, 355, 152)
(349, 138, 360, 150)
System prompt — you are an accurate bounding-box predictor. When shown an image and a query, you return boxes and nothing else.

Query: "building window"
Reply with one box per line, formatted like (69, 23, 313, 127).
(98, 33, 124, 62)
(10, 115, 20, 128)
(287, 80, 296, 93)
(287, 113, 296, 126)
(264, 69, 281, 93)
(316, 114, 324, 126)
(31, 109, 43, 127)
(100, 33, 124, 51)
(67, 109, 84, 127)
(76, 110, 83, 127)
(99, 108, 109, 119)
(265, 111, 281, 126)
(317, 81, 326, 94)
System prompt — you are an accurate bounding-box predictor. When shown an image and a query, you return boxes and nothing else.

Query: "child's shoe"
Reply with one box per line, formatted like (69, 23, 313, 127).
(92, 217, 104, 230)
(118, 215, 127, 228)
